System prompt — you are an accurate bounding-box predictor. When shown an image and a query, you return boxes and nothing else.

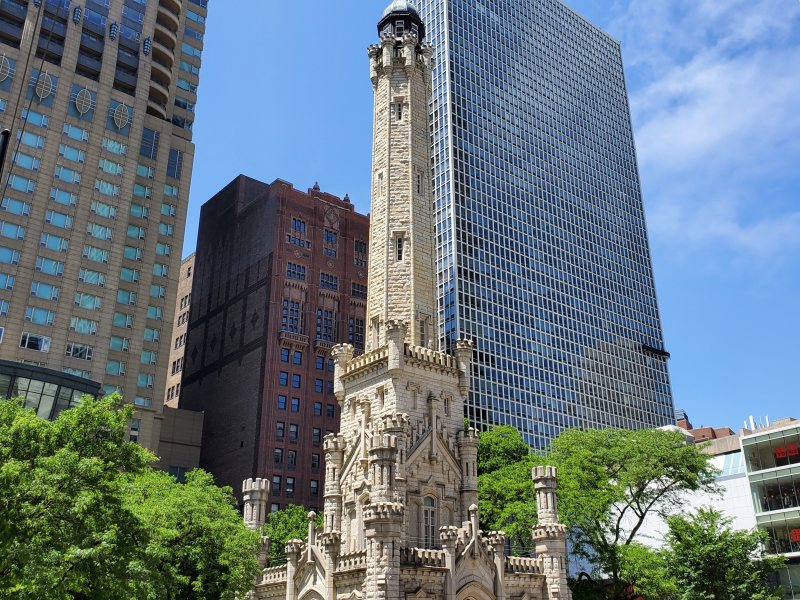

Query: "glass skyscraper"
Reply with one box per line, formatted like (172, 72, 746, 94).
(416, 0, 674, 448)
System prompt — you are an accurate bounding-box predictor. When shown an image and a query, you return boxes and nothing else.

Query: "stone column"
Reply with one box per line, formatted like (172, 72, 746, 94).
(331, 344, 354, 403)
(532, 466, 571, 600)
(285, 539, 304, 600)
(457, 428, 479, 523)
(454, 339, 474, 398)
(386, 320, 406, 372)
(242, 477, 270, 530)
(364, 433, 403, 600)
(487, 531, 507, 600)
(440, 526, 459, 600)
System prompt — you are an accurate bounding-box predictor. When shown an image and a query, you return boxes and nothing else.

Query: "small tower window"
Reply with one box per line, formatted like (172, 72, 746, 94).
(395, 20, 404, 36)
(416, 172, 423, 194)
(396, 235, 404, 261)
(411, 23, 419, 38)
(396, 103, 403, 121)
(377, 172, 384, 197)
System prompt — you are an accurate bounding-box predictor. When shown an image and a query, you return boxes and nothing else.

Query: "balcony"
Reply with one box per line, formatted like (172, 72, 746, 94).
(147, 99, 167, 119)
(149, 79, 168, 104)
(156, 4, 179, 33)
(279, 332, 309, 345)
(154, 22, 176, 51)
(152, 38, 175, 68)
(150, 59, 171, 87)
(159, 0, 182, 17)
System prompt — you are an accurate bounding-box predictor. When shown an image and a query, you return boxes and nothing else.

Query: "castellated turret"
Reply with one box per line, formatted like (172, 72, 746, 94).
(242, 477, 269, 531)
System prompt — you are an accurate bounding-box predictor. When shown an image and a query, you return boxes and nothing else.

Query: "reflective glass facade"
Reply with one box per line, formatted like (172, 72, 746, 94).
(417, 0, 674, 448)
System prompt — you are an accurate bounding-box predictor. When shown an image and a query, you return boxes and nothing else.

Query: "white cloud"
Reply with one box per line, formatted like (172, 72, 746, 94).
(609, 0, 800, 261)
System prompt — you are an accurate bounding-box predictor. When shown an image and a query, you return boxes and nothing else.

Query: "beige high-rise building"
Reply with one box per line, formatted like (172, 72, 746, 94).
(164, 252, 192, 408)
(0, 0, 207, 452)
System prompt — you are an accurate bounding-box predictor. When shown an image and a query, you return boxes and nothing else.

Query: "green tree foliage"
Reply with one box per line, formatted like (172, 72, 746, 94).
(547, 427, 718, 597)
(0, 396, 260, 600)
(0, 395, 152, 598)
(123, 469, 260, 599)
(476, 425, 530, 475)
(263, 505, 323, 564)
(476, 426, 541, 551)
(663, 508, 785, 600)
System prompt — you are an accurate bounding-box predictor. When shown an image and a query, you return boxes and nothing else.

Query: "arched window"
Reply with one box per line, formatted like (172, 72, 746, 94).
(423, 496, 437, 549)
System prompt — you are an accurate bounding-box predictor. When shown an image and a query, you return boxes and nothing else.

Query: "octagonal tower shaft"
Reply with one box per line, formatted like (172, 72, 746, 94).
(366, 33, 437, 352)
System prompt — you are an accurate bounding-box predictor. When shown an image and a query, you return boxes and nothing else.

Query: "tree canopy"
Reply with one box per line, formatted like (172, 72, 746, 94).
(476, 425, 722, 597)
(0, 395, 260, 600)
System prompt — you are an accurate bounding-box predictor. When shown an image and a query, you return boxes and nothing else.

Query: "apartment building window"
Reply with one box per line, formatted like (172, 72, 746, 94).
(316, 310, 335, 342)
(315, 356, 324, 370)
(319, 273, 338, 291)
(311, 454, 320, 471)
(277, 395, 287, 410)
(290, 398, 300, 413)
(326, 404, 335, 418)
(315, 379, 323, 394)
(292, 350, 302, 365)
(291, 374, 301, 389)
(312, 428, 321, 446)
(274, 448, 283, 465)
(291, 218, 306, 234)
(276, 422, 285, 440)
(351, 283, 367, 299)
(272, 475, 281, 495)
(288, 450, 297, 467)
(281, 348, 290, 362)
(286, 263, 305, 281)
(310, 480, 319, 497)
(314, 401, 322, 416)
(281, 299, 301, 333)
(289, 424, 298, 442)
(279, 371, 288, 386)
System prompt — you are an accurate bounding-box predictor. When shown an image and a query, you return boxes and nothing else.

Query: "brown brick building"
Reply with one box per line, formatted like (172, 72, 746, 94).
(180, 175, 369, 510)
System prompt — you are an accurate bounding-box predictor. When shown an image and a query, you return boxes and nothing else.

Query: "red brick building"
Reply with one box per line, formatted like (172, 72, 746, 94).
(180, 176, 369, 510)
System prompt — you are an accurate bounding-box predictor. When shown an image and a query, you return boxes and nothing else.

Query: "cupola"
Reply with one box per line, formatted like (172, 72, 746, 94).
(378, 0, 425, 42)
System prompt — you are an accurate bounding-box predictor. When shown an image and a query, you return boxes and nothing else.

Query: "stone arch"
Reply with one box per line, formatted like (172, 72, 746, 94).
(456, 581, 495, 600)
(299, 590, 325, 600)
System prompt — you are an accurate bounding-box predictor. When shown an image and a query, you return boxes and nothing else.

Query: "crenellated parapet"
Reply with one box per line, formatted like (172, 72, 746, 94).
(242, 477, 270, 531)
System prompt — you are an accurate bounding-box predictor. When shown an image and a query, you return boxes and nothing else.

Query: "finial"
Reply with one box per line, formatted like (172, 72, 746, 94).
(313, 181, 320, 191)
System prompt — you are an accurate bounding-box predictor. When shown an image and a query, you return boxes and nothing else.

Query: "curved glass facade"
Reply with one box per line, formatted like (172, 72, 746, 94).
(418, 0, 674, 448)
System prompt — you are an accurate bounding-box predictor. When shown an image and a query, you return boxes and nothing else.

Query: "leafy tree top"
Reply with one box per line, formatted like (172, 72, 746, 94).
(477, 425, 531, 475)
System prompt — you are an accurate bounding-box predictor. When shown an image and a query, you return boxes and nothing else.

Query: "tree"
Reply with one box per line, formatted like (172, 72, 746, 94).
(123, 469, 260, 600)
(263, 505, 323, 564)
(663, 508, 785, 600)
(547, 427, 718, 598)
(0, 396, 261, 600)
(0, 395, 152, 599)
(476, 425, 531, 475)
(476, 426, 541, 552)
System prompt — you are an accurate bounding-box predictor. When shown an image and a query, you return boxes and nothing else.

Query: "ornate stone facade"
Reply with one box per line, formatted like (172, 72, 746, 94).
(244, 3, 571, 599)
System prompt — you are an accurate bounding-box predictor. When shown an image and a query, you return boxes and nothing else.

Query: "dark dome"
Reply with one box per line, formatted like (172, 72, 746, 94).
(378, 0, 425, 41)
(382, 0, 420, 18)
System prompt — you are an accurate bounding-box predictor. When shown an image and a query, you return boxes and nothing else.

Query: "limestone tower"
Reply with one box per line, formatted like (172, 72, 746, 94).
(366, 1, 438, 352)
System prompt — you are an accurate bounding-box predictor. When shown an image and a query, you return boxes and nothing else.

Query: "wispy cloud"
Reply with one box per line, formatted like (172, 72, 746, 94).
(608, 0, 800, 261)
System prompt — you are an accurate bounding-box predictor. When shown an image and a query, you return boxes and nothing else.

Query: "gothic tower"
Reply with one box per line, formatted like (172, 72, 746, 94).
(366, 1, 437, 352)
(247, 3, 571, 599)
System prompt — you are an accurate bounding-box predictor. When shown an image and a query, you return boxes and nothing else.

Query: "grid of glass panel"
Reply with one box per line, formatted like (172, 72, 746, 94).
(417, 0, 674, 449)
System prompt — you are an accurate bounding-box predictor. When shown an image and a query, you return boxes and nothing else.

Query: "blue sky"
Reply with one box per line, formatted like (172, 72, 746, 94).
(184, 0, 800, 432)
